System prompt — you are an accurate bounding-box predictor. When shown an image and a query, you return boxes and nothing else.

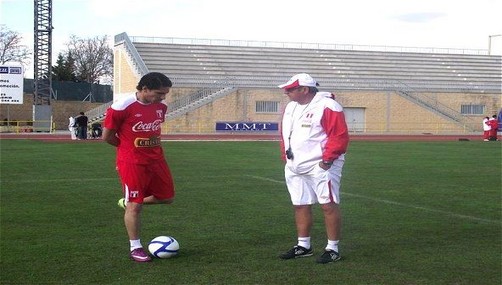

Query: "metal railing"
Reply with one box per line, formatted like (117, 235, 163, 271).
(85, 101, 113, 124)
(130, 35, 490, 55)
(0, 120, 55, 133)
(167, 86, 236, 120)
(392, 80, 479, 131)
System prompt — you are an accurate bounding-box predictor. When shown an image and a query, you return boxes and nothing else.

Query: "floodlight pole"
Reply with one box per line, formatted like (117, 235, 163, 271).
(488, 34, 501, 55)
(34, 0, 53, 105)
(33, 0, 53, 132)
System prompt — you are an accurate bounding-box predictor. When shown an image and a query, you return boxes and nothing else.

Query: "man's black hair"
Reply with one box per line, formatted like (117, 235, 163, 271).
(136, 72, 172, 90)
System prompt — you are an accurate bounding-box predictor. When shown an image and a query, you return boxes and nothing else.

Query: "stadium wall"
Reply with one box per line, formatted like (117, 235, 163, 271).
(113, 48, 140, 95)
(160, 89, 499, 134)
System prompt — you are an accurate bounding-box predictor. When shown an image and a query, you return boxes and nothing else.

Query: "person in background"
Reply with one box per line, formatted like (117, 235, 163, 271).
(488, 114, 499, 141)
(91, 122, 103, 139)
(482, 116, 491, 142)
(277, 73, 349, 264)
(68, 116, 77, 140)
(102, 72, 176, 263)
(74, 112, 88, 140)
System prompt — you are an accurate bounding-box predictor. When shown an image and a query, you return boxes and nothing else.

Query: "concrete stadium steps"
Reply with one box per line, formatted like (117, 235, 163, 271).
(132, 41, 501, 92)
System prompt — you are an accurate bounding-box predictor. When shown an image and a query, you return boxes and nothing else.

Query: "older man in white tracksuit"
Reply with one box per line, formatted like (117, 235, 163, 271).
(278, 73, 349, 264)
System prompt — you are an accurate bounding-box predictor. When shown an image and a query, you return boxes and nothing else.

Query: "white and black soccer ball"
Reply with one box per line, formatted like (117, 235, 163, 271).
(148, 236, 179, 258)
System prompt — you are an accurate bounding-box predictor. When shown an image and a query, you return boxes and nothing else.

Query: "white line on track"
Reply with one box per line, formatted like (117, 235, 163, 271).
(245, 175, 500, 224)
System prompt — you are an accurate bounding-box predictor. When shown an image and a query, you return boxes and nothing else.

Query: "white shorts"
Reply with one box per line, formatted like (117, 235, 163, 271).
(285, 159, 344, 205)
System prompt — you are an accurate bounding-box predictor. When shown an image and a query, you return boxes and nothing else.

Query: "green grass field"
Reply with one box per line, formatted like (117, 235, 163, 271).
(0, 139, 500, 285)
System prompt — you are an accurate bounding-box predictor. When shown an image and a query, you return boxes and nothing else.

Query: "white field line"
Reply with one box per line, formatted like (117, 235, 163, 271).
(245, 175, 501, 225)
(4, 175, 499, 224)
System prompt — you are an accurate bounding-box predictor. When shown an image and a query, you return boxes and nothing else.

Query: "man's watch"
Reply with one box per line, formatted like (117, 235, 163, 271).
(321, 161, 333, 166)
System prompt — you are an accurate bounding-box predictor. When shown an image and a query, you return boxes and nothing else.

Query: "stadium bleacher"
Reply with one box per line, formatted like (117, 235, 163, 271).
(123, 34, 501, 93)
(108, 33, 501, 133)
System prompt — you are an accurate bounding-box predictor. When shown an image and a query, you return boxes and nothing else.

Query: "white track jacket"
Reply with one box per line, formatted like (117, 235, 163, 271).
(280, 92, 349, 174)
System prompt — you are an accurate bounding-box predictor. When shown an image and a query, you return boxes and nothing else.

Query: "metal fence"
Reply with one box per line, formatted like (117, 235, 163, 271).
(22, 79, 113, 103)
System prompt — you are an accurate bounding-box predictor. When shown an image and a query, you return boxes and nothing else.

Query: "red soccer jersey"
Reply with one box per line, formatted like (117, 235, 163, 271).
(489, 119, 498, 130)
(104, 93, 167, 164)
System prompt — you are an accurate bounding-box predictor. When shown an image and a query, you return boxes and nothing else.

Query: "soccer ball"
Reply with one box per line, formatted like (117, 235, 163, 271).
(148, 236, 179, 258)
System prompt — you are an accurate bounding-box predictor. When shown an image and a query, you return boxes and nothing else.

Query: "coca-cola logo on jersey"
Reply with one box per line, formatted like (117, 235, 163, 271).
(132, 119, 163, 132)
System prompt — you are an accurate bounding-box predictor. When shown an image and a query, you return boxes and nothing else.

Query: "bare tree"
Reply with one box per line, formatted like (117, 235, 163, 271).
(0, 25, 31, 67)
(66, 35, 113, 83)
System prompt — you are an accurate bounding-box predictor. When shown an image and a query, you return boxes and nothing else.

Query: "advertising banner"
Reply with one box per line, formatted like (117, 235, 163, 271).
(0, 65, 24, 104)
(216, 122, 278, 131)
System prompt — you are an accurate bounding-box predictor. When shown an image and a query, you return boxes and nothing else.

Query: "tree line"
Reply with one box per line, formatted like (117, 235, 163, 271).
(0, 25, 113, 84)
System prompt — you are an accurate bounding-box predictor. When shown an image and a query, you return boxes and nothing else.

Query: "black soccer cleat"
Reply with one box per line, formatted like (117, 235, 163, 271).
(279, 245, 313, 259)
(316, 250, 341, 264)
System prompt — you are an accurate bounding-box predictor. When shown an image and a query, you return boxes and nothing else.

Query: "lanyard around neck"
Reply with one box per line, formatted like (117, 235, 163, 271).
(287, 101, 311, 145)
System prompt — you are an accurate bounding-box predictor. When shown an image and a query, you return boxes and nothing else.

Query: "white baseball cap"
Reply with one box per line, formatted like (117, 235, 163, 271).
(278, 73, 319, 89)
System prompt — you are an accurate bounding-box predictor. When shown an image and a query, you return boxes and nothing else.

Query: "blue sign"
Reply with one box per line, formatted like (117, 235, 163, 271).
(9, 67, 22, 74)
(216, 122, 279, 131)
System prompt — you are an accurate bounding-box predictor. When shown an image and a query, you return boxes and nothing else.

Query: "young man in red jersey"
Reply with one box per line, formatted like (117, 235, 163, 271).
(488, 114, 499, 141)
(103, 72, 175, 262)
